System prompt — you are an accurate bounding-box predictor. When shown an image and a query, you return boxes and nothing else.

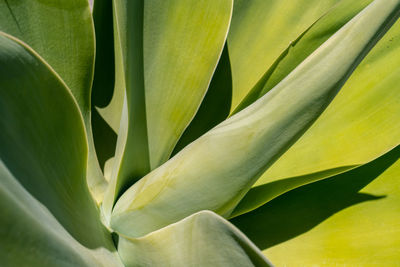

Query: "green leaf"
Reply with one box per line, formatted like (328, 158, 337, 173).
(231, 146, 400, 266)
(227, 0, 340, 111)
(0, 0, 108, 203)
(172, 43, 232, 156)
(0, 160, 122, 267)
(143, 0, 233, 169)
(0, 0, 94, 113)
(102, 0, 233, 220)
(232, 0, 373, 113)
(233, 5, 400, 216)
(110, 0, 400, 237)
(0, 32, 111, 249)
(117, 211, 271, 267)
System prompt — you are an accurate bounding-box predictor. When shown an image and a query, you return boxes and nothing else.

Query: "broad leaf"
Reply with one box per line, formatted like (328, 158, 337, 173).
(172, 44, 232, 156)
(227, 0, 340, 110)
(232, 146, 400, 266)
(110, 0, 400, 237)
(0, 32, 111, 248)
(233, 3, 400, 216)
(232, 0, 373, 113)
(117, 211, 271, 267)
(102, 0, 233, 220)
(0, 160, 122, 267)
(0, 0, 93, 113)
(0, 0, 107, 203)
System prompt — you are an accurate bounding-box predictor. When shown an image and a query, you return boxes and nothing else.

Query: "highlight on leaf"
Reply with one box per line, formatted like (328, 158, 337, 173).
(0, 0, 399, 266)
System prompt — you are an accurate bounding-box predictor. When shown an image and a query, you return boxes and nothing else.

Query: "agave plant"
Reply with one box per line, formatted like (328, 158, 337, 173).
(1, 0, 400, 266)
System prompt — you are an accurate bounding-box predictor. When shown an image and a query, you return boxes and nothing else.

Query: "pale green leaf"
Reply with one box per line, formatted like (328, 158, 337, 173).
(102, 0, 233, 220)
(117, 211, 271, 267)
(110, 0, 400, 237)
(0, 160, 122, 267)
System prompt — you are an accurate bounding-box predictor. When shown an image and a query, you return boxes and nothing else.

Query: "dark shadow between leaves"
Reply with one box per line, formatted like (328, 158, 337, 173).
(171, 43, 232, 156)
(230, 146, 400, 250)
(92, 108, 117, 171)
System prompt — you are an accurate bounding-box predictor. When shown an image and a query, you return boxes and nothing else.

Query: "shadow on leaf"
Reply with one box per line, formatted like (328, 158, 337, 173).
(230, 145, 400, 250)
(171, 43, 232, 156)
(92, 108, 117, 170)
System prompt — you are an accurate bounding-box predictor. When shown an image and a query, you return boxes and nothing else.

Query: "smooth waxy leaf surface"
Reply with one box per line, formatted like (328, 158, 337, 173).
(232, 146, 400, 266)
(0, 0, 108, 203)
(233, 4, 400, 216)
(110, 0, 400, 237)
(172, 44, 232, 156)
(0, 161, 121, 267)
(0, 0, 94, 112)
(117, 211, 271, 267)
(233, 0, 373, 113)
(143, 0, 233, 169)
(0, 33, 112, 249)
(227, 0, 340, 110)
(103, 0, 233, 219)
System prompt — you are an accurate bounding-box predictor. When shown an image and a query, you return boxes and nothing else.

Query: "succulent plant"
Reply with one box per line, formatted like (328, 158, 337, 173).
(0, 0, 399, 266)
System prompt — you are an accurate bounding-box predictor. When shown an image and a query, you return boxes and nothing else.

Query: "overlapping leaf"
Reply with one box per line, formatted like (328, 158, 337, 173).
(0, 160, 121, 267)
(232, 0, 400, 216)
(0, 0, 107, 202)
(117, 211, 271, 267)
(227, 0, 341, 110)
(110, 0, 400, 237)
(0, 32, 111, 249)
(232, 146, 400, 265)
(102, 0, 233, 220)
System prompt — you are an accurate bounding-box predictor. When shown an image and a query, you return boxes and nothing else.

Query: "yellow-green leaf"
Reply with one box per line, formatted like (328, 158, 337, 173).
(110, 0, 400, 237)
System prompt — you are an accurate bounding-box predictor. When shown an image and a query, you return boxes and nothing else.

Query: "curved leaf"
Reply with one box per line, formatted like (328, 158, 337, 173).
(102, 0, 233, 220)
(0, 160, 122, 267)
(172, 43, 232, 156)
(110, 0, 400, 237)
(0, 0, 94, 112)
(117, 211, 271, 267)
(234, 6, 400, 216)
(0, 0, 108, 203)
(233, 0, 373, 113)
(227, 0, 340, 110)
(0, 32, 111, 248)
(232, 146, 400, 265)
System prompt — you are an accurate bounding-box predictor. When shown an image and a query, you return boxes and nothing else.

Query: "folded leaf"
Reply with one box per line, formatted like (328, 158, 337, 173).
(227, 0, 340, 110)
(233, 3, 400, 216)
(172, 44, 232, 156)
(233, 0, 373, 113)
(232, 146, 400, 266)
(110, 0, 400, 237)
(0, 0, 107, 203)
(117, 211, 271, 267)
(102, 0, 233, 220)
(0, 160, 122, 267)
(0, 0, 94, 113)
(0, 32, 110, 248)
